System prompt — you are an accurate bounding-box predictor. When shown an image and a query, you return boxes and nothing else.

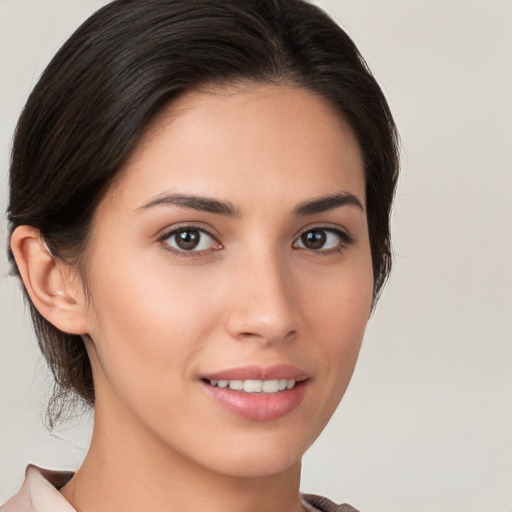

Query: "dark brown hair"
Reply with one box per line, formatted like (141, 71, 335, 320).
(7, 0, 399, 422)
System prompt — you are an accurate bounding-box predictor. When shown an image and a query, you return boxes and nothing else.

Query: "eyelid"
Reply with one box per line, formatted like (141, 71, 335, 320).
(293, 224, 354, 251)
(157, 223, 222, 256)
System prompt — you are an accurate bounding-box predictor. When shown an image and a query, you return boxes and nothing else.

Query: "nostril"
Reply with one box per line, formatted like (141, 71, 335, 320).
(223, 269, 298, 343)
(236, 328, 297, 344)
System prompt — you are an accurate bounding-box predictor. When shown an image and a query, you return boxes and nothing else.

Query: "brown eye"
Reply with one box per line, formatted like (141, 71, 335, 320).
(300, 230, 326, 249)
(163, 228, 218, 253)
(294, 228, 351, 251)
(175, 229, 200, 250)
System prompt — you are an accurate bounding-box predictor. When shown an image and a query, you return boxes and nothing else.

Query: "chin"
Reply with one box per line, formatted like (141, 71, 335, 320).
(188, 430, 313, 479)
(211, 450, 302, 479)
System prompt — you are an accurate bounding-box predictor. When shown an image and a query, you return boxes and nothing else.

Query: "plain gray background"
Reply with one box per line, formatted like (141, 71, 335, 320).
(1, 1, 511, 511)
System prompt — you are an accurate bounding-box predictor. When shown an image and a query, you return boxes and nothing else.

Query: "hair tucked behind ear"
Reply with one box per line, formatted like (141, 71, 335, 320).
(7, 0, 399, 425)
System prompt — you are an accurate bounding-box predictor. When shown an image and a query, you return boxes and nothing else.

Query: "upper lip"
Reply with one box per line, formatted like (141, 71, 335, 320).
(202, 364, 309, 382)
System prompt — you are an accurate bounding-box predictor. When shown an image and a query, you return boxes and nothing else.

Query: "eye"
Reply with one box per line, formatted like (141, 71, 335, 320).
(294, 227, 352, 252)
(161, 227, 220, 254)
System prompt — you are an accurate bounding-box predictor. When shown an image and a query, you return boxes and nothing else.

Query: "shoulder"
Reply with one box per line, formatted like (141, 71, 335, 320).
(0, 465, 75, 512)
(301, 493, 361, 512)
(1, 468, 359, 512)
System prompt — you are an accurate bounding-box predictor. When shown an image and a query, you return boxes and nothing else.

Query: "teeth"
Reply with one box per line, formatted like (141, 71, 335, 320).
(262, 380, 279, 393)
(244, 380, 262, 393)
(208, 378, 298, 393)
(228, 380, 244, 391)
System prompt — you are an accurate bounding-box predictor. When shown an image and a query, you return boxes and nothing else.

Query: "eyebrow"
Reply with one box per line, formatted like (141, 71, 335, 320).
(137, 193, 241, 217)
(137, 191, 363, 217)
(293, 192, 364, 216)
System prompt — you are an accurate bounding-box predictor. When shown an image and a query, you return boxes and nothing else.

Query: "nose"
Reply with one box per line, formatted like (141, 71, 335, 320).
(224, 249, 299, 344)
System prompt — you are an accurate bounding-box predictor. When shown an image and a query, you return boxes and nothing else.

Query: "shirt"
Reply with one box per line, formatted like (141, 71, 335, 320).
(0, 465, 359, 512)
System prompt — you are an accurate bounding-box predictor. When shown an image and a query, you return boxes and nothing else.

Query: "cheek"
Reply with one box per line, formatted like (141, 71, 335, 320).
(302, 254, 373, 391)
(84, 253, 218, 403)
(304, 253, 373, 336)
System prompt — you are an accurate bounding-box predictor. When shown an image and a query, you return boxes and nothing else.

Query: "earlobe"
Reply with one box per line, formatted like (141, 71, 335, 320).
(10, 226, 88, 335)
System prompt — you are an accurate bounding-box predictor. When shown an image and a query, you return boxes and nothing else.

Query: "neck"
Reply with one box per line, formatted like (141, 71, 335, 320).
(60, 394, 304, 512)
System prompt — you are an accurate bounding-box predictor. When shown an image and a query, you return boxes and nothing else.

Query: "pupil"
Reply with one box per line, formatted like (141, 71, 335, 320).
(303, 230, 326, 249)
(176, 229, 199, 250)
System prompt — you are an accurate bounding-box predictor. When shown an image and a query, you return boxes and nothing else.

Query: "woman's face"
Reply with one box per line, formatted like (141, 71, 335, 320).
(79, 84, 373, 477)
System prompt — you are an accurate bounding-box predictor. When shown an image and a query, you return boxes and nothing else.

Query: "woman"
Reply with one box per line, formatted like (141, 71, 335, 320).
(2, 1, 399, 511)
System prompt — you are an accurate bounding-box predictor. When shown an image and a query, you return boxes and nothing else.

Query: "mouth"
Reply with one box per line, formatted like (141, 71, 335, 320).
(200, 365, 309, 421)
(203, 378, 300, 394)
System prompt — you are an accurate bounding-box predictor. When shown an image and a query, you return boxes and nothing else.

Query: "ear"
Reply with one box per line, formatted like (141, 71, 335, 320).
(10, 226, 89, 335)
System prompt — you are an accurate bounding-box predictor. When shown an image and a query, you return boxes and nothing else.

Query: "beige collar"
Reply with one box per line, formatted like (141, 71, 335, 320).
(1, 465, 75, 512)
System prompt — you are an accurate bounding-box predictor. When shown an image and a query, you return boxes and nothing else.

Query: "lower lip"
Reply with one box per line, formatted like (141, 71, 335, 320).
(201, 380, 308, 421)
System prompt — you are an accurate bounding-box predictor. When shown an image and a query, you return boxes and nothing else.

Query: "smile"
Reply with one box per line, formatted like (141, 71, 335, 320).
(201, 366, 309, 421)
(207, 378, 297, 393)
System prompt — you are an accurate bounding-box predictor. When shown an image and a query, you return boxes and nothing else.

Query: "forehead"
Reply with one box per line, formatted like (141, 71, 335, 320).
(106, 84, 365, 213)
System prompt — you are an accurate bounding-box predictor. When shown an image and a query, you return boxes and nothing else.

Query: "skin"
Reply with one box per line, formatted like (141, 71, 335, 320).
(13, 84, 374, 512)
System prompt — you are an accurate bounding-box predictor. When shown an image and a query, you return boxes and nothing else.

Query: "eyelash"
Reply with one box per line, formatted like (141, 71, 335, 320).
(293, 225, 354, 254)
(158, 225, 221, 257)
(158, 224, 354, 257)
